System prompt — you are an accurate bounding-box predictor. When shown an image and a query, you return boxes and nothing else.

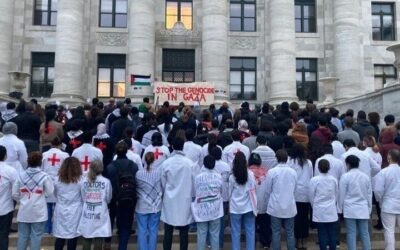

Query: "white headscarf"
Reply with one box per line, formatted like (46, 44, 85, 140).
(93, 123, 110, 140)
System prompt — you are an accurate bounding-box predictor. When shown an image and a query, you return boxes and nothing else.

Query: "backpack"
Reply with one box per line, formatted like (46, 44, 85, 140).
(114, 161, 137, 206)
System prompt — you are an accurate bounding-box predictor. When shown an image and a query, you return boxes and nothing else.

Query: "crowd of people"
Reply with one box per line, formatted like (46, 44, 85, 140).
(0, 97, 400, 250)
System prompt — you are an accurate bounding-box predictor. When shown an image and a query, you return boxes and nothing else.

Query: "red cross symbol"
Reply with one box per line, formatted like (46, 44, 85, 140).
(69, 139, 81, 149)
(44, 125, 53, 134)
(96, 142, 107, 151)
(154, 148, 164, 160)
(48, 153, 61, 166)
(234, 149, 241, 155)
(81, 156, 91, 171)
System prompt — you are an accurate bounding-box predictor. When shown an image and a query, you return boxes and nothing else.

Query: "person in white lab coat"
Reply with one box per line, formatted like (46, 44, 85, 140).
(0, 146, 18, 250)
(183, 129, 202, 175)
(229, 152, 257, 250)
(160, 137, 194, 250)
(41, 137, 69, 234)
(0, 122, 27, 171)
(12, 151, 54, 250)
(252, 135, 277, 170)
(142, 132, 170, 169)
(78, 160, 112, 250)
(200, 133, 222, 167)
(315, 144, 345, 182)
(288, 143, 313, 249)
(338, 155, 372, 250)
(266, 149, 297, 250)
(53, 157, 83, 250)
(71, 132, 103, 175)
(342, 139, 380, 179)
(309, 159, 339, 250)
(374, 149, 400, 250)
(222, 130, 250, 167)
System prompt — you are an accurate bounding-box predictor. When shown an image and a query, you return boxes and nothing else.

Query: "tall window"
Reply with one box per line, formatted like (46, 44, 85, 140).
(372, 3, 395, 41)
(31, 53, 55, 97)
(99, 0, 128, 28)
(97, 54, 126, 98)
(166, 0, 193, 30)
(34, 0, 57, 26)
(230, 0, 256, 32)
(296, 58, 318, 101)
(374, 64, 397, 86)
(162, 49, 195, 83)
(230, 58, 256, 100)
(295, 0, 316, 33)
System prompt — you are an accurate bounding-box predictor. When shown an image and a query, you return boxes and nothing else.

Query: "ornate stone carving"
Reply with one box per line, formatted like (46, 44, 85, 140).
(158, 22, 201, 38)
(230, 37, 256, 50)
(96, 32, 128, 46)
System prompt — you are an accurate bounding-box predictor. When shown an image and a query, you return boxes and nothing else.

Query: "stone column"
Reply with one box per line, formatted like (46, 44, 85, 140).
(127, 0, 155, 103)
(333, 0, 362, 100)
(268, 0, 297, 104)
(202, 0, 228, 102)
(387, 43, 400, 84)
(51, 0, 85, 104)
(0, 0, 15, 95)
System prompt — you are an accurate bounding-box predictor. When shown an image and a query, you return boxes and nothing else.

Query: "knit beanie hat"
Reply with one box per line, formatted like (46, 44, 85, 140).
(2, 122, 17, 135)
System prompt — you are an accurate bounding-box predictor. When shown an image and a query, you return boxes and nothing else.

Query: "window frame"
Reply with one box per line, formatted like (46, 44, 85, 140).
(229, 57, 257, 100)
(372, 2, 396, 41)
(374, 64, 398, 85)
(33, 0, 57, 26)
(165, 0, 193, 30)
(229, 0, 257, 32)
(97, 54, 127, 98)
(162, 49, 195, 83)
(296, 58, 318, 101)
(30, 52, 55, 98)
(99, 0, 128, 28)
(295, 0, 316, 33)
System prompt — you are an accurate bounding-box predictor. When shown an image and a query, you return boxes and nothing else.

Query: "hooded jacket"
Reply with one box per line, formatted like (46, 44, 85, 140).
(311, 127, 332, 145)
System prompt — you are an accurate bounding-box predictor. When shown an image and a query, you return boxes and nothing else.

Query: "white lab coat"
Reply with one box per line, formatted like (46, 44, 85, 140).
(77, 175, 112, 238)
(309, 174, 338, 223)
(288, 158, 313, 203)
(222, 141, 250, 167)
(130, 138, 143, 156)
(315, 154, 345, 182)
(42, 148, 69, 203)
(72, 144, 103, 174)
(200, 144, 223, 166)
(113, 151, 143, 169)
(0, 162, 17, 216)
(160, 151, 194, 226)
(53, 179, 83, 239)
(214, 160, 231, 202)
(341, 147, 381, 179)
(12, 167, 54, 223)
(266, 164, 297, 218)
(252, 145, 277, 169)
(338, 169, 372, 219)
(374, 164, 400, 214)
(0, 134, 28, 170)
(183, 141, 202, 175)
(229, 171, 256, 214)
(364, 147, 383, 189)
(332, 140, 346, 159)
(142, 145, 170, 168)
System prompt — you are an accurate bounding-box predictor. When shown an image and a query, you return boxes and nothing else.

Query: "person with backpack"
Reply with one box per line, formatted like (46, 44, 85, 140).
(106, 141, 139, 250)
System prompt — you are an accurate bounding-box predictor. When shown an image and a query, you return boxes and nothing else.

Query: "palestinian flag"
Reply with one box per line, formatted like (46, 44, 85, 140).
(130, 74, 151, 86)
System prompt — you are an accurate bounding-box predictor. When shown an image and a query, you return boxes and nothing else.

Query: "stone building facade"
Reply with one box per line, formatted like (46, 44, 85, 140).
(0, 0, 399, 105)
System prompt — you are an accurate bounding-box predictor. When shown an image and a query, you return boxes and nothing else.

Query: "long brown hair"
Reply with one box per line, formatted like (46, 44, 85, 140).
(144, 152, 155, 171)
(363, 135, 380, 153)
(58, 157, 82, 184)
(88, 160, 103, 182)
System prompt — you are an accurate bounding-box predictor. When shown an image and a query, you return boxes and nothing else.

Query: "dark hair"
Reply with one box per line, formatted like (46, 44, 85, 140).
(115, 141, 128, 158)
(28, 152, 43, 167)
(210, 146, 222, 160)
(211, 119, 219, 129)
(256, 135, 267, 145)
(388, 149, 400, 163)
(384, 114, 395, 125)
(131, 106, 139, 115)
(318, 116, 328, 126)
(322, 144, 334, 155)
(151, 132, 163, 147)
(232, 152, 248, 185)
(124, 127, 134, 138)
(346, 109, 354, 117)
(344, 117, 354, 128)
(204, 155, 216, 170)
(125, 98, 131, 105)
(231, 130, 241, 141)
(44, 109, 56, 134)
(357, 111, 367, 120)
(120, 107, 130, 118)
(185, 129, 195, 141)
(82, 131, 92, 143)
(343, 139, 356, 148)
(249, 125, 259, 136)
(318, 159, 330, 173)
(143, 97, 149, 103)
(58, 157, 82, 184)
(345, 155, 360, 169)
(51, 136, 62, 146)
(289, 143, 307, 167)
(6, 102, 15, 110)
(330, 108, 339, 118)
(172, 137, 185, 151)
(0, 146, 6, 161)
(276, 149, 288, 163)
(92, 98, 99, 106)
(248, 153, 262, 166)
(144, 152, 155, 171)
(207, 133, 218, 155)
(368, 112, 380, 126)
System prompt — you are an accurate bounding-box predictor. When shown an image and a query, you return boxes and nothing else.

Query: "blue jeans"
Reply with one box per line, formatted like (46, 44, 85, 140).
(46, 203, 55, 234)
(345, 218, 371, 250)
(197, 219, 220, 250)
(136, 212, 161, 250)
(17, 222, 46, 250)
(270, 216, 295, 250)
(316, 221, 338, 250)
(230, 212, 255, 250)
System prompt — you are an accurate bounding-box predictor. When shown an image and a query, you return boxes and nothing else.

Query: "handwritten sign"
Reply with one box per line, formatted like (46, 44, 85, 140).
(153, 82, 215, 106)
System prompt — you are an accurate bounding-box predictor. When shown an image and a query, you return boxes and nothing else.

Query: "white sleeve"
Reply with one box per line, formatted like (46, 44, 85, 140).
(338, 177, 346, 214)
(373, 172, 384, 204)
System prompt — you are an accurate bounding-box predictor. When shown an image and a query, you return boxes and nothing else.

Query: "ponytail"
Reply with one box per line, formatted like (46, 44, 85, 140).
(145, 152, 155, 171)
(88, 160, 103, 182)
